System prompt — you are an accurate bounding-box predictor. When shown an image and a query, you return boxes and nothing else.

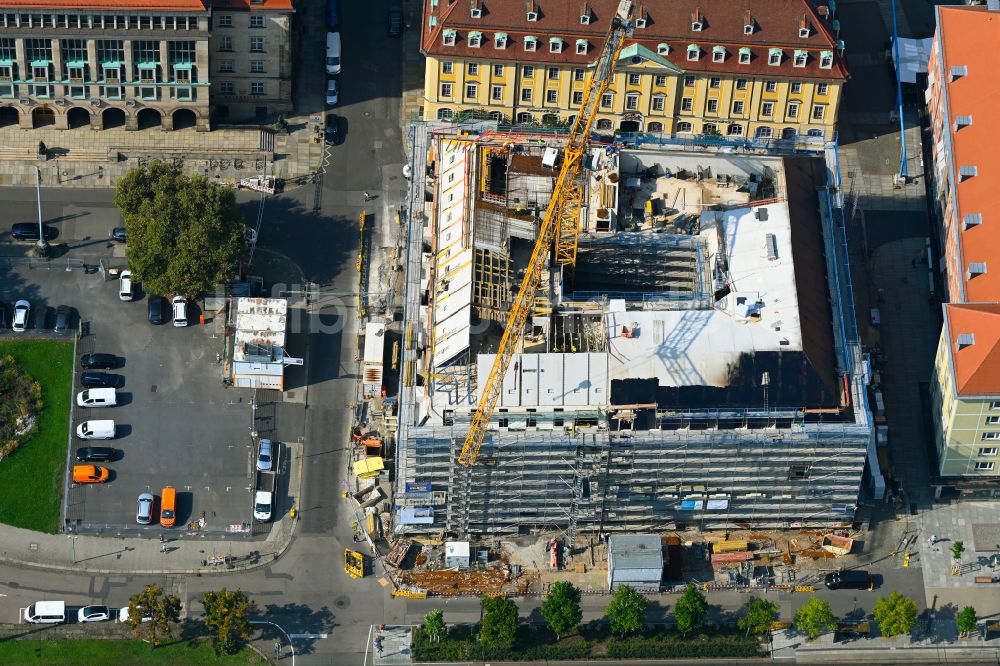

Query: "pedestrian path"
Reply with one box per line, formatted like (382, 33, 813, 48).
(373, 625, 413, 665)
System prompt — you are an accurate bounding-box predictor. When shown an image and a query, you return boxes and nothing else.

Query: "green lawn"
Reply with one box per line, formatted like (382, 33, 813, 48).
(0, 340, 74, 533)
(0, 639, 266, 665)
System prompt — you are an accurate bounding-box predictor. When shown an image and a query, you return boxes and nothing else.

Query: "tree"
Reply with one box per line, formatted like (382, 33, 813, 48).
(200, 588, 256, 655)
(540, 581, 582, 639)
(605, 585, 649, 638)
(739, 597, 779, 637)
(952, 541, 965, 561)
(479, 595, 518, 649)
(872, 591, 917, 638)
(115, 161, 246, 299)
(673, 583, 709, 636)
(126, 584, 182, 647)
(956, 606, 977, 638)
(793, 597, 836, 640)
(423, 609, 446, 644)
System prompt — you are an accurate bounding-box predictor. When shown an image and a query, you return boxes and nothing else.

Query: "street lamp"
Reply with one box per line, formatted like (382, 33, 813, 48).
(33, 166, 49, 256)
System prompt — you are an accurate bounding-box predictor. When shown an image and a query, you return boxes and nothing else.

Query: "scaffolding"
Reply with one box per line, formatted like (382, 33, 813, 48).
(472, 249, 511, 322)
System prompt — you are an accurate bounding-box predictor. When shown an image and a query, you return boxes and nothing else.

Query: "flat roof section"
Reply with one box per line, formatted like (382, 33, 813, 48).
(0, 0, 207, 8)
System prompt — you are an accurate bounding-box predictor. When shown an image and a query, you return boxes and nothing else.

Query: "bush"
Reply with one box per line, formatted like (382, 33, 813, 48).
(0, 354, 43, 460)
(606, 632, 763, 659)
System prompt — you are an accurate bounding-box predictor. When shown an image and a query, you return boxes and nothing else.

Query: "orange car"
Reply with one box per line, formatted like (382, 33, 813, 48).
(73, 465, 110, 483)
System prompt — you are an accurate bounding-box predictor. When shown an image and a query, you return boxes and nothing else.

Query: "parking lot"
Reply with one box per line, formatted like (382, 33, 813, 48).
(0, 264, 262, 537)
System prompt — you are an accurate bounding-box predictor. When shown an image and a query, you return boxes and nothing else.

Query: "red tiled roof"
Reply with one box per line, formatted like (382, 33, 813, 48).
(0, 0, 207, 8)
(945, 303, 1000, 396)
(937, 6, 1000, 303)
(422, 0, 847, 81)
(212, 0, 293, 9)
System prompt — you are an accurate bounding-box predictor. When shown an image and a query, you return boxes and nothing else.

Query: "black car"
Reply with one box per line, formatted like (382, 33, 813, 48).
(327, 0, 339, 28)
(76, 446, 116, 463)
(54, 305, 70, 334)
(326, 115, 342, 145)
(109, 227, 127, 243)
(387, 4, 403, 36)
(80, 353, 117, 370)
(11, 222, 56, 241)
(147, 296, 165, 325)
(824, 570, 873, 591)
(81, 371, 119, 388)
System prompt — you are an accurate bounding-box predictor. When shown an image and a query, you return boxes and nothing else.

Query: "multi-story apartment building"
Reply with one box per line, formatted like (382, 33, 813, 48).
(927, 3, 1000, 497)
(0, 0, 292, 133)
(420, 0, 847, 140)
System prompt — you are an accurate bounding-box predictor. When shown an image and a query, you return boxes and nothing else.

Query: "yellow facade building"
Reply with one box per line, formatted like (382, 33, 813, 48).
(420, 0, 846, 140)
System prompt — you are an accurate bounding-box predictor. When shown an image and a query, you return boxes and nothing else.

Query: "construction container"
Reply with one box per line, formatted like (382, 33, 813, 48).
(713, 539, 750, 554)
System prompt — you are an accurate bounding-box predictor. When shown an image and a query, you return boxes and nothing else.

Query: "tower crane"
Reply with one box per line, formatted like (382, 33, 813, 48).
(458, 0, 635, 466)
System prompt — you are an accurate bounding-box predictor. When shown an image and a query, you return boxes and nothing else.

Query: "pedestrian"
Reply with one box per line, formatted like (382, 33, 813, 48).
(374, 638, 383, 654)
(216, 352, 222, 364)
(363, 191, 371, 202)
(160, 543, 167, 554)
(928, 534, 938, 546)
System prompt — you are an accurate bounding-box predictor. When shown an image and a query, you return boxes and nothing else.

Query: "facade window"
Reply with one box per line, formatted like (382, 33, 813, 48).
(648, 121, 663, 132)
(727, 123, 744, 136)
(218, 14, 232, 27)
(465, 83, 478, 99)
(219, 36, 233, 52)
(442, 61, 453, 74)
(991, 401, 1000, 410)
(548, 67, 559, 80)
(787, 102, 800, 118)
(437, 108, 454, 120)
(702, 123, 718, 134)
(735, 78, 748, 90)
(219, 60, 234, 73)
(683, 75, 696, 87)
(596, 118, 613, 130)
(468, 63, 479, 75)
(574, 68, 585, 81)
(250, 61, 264, 73)
(250, 37, 264, 52)
(440, 82, 453, 98)
(765, 80, 777, 92)
(31, 84, 50, 98)
(491, 85, 503, 100)
(790, 82, 802, 94)
(493, 64, 504, 77)
(572, 91, 583, 104)
(976, 462, 995, 471)
(546, 89, 558, 103)
(628, 73, 641, 85)
(102, 85, 123, 98)
(980, 444, 1000, 452)
(0, 84, 15, 97)
(755, 126, 773, 139)
(517, 112, 534, 123)
(601, 93, 613, 108)
(654, 74, 667, 86)
(706, 99, 718, 113)
(523, 65, 534, 78)
(761, 101, 774, 116)
(677, 121, 693, 132)
(139, 85, 157, 100)
(681, 97, 693, 112)
(709, 77, 721, 88)
(812, 104, 826, 120)
(807, 128, 824, 137)
(175, 86, 193, 100)
(651, 96, 665, 112)
(732, 100, 745, 114)
(624, 93, 639, 110)
(989, 416, 1000, 425)
(250, 15, 264, 28)
(520, 88, 532, 103)
(251, 81, 265, 95)
(817, 83, 829, 95)
(220, 81, 234, 94)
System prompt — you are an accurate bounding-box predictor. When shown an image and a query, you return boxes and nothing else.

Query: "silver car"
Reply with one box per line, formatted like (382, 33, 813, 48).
(12, 299, 29, 332)
(256, 438, 273, 471)
(136, 492, 154, 525)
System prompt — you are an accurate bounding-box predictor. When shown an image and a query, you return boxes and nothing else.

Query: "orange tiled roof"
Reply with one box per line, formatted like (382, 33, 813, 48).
(422, 0, 847, 81)
(945, 303, 1000, 396)
(212, 0, 293, 9)
(0, 0, 207, 8)
(938, 6, 1000, 303)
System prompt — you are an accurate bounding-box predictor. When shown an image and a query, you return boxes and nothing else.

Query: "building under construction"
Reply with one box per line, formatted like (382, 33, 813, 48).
(396, 123, 881, 541)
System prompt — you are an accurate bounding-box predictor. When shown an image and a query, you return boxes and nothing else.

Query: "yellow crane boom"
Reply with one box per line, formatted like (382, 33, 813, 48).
(458, 0, 634, 467)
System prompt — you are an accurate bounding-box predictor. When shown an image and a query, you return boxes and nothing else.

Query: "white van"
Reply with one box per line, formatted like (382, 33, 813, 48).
(326, 32, 341, 75)
(77, 388, 117, 408)
(76, 420, 116, 440)
(24, 600, 66, 624)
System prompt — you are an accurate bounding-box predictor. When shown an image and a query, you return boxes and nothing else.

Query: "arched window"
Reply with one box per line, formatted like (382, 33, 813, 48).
(702, 123, 718, 135)
(596, 118, 613, 129)
(488, 111, 502, 121)
(806, 128, 824, 137)
(754, 126, 773, 139)
(781, 127, 796, 139)
(437, 108, 454, 120)
(676, 121, 693, 132)
(647, 121, 664, 132)
(727, 123, 744, 136)
(516, 112, 534, 124)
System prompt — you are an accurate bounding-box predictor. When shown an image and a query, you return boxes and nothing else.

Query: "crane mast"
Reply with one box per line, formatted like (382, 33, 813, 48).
(457, 0, 634, 467)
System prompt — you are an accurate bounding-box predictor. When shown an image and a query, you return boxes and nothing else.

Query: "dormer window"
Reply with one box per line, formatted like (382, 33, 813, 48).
(657, 43, 669, 55)
(494, 32, 508, 49)
(691, 20, 703, 31)
(819, 50, 833, 68)
(712, 45, 726, 63)
(955, 115, 972, 131)
(968, 262, 987, 279)
(442, 29, 456, 46)
(470, 6, 482, 19)
(635, 15, 647, 28)
(744, 23, 754, 34)
(468, 31, 482, 48)
(524, 36, 537, 52)
(959, 165, 978, 181)
(768, 48, 782, 66)
(738, 47, 751, 64)
(799, 26, 810, 38)
(793, 50, 807, 67)
(575, 39, 589, 55)
(550, 37, 564, 54)
(526, 10, 538, 21)
(951, 65, 968, 81)
(687, 44, 700, 61)
(957, 333, 975, 351)
(580, 8, 591, 25)
(963, 213, 983, 230)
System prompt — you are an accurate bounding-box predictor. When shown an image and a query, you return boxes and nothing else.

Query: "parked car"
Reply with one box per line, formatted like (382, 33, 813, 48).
(54, 305, 70, 333)
(326, 115, 342, 145)
(326, 0, 339, 29)
(326, 79, 339, 107)
(118, 605, 152, 623)
(824, 570, 874, 591)
(76, 388, 117, 408)
(76, 446, 116, 462)
(147, 296, 165, 325)
(10, 222, 56, 242)
(72, 465, 110, 483)
(24, 601, 66, 624)
(80, 353, 117, 370)
(12, 299, 29, 332)
(109, 227, 127, 243)
(119, 271, 134, 301)
(256, 438, 274, 471)
(77, 605, 112, 623)
(135, 493, 154, 525)
(81, 372, 119, 388)
(76, 420, 116, 440)
(387, 4, 403, 36)
(171, 295, 188, 327)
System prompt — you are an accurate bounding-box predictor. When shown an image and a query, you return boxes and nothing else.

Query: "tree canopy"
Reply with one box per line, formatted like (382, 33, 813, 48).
(201, 588, 256, 655)
(540, 581, 583, 639)
(126, 584, 182, 647)
(423, 609, 446, 643)
(956, 606, 977, 637)
(479, 595, 518, 649)
(605, 585, 649, 637)
(673, 583, 709, 636)
(872, 591, 917, 638)
(115, 161, 246, 299)
(738, 598, 779, 636)
(793, 597, 836, 640)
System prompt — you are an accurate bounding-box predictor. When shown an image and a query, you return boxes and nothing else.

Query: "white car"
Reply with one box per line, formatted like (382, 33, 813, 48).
(119, 270, 133, 301)
(118, 605, 152, 624)
(12, 299, 29, 332)
(325, 79, 339, 106)
(78, 605, 112, 623)
(171, 296, 188, 327)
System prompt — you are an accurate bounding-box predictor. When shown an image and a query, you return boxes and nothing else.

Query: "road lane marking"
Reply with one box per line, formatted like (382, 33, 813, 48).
(288, 633, 327, 639)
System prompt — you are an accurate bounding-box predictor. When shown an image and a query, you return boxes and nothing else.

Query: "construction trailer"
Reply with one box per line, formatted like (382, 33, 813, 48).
(608, 534, 665, 591)
(231, 298, 302, 390)
(395, 125, 878, 540)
